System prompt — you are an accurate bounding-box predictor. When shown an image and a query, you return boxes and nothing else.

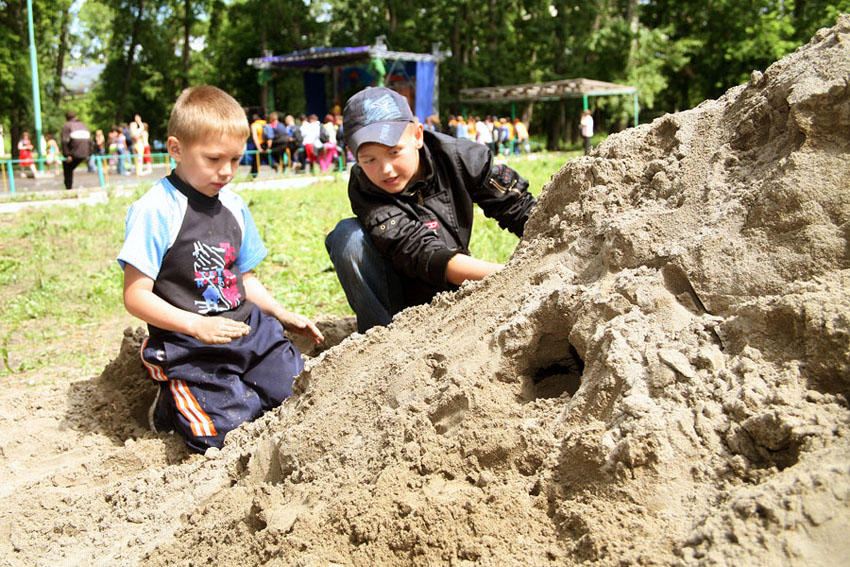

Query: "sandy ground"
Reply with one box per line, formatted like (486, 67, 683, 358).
(2, 17, 850, 567)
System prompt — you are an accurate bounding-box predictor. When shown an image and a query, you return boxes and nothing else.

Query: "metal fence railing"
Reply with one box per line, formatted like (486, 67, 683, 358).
(0, 148, 349, 195)
(0, 152, 176, 195)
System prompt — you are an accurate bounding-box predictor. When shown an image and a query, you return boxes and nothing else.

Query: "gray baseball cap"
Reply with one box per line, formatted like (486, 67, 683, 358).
(343, 87, 415, 156)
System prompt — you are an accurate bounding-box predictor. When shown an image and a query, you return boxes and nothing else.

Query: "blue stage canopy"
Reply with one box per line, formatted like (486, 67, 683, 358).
(248, 41, 445, 122)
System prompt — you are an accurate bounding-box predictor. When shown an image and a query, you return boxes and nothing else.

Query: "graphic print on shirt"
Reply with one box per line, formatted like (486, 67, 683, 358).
(193, 241, 242, 314)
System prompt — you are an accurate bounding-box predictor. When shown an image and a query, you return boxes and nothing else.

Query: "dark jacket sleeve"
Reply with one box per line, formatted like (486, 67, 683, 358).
(465, 155, 537, 237)
(349, 173, 456, 288)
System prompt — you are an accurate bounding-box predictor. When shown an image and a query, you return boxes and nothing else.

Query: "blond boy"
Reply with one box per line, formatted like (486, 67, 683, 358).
(118, 86, 322, 453)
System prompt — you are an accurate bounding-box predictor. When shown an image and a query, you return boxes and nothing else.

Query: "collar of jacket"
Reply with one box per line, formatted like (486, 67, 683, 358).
(399, 143, 435, 199)
(167, 171, 220, 210)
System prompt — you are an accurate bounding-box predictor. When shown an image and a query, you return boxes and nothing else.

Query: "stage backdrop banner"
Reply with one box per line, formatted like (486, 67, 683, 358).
(415, 61, 436, 122)
(304, 72, 327, 118)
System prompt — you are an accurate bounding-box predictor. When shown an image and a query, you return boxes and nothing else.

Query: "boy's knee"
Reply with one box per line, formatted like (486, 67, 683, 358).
(164, 386, 264, 453)
(326, 218, 365, 260)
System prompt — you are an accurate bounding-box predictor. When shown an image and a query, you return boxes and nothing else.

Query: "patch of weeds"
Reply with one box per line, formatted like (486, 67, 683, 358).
(0, 256, 21, 286)
(0, 344, 11, 373)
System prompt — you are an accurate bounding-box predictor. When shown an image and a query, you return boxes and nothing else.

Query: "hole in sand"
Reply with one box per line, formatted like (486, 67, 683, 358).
(526, 344, 584, 401)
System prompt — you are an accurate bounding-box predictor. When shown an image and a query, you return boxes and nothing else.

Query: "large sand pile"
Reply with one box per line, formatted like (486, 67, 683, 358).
(2, 17, 849, 567)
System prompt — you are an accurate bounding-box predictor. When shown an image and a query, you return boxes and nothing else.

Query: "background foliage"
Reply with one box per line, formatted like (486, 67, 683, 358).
(1, 1, 848, 153)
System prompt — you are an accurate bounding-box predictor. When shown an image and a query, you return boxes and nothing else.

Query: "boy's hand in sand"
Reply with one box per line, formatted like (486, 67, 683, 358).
(241, 271, 324, 345)
(278, 311, 324, 345)
(191, 316, 251, 344)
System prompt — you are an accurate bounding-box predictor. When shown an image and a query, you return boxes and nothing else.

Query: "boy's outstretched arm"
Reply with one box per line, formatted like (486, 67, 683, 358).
(242, 271, 324, 344)
(123, 263, 251, 345)
(445, 254, 503, 286)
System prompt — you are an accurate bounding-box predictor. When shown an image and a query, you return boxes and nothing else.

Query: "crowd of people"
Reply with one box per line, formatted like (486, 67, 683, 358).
(245, 111, 349, 177)
(441, 115, 531, 156)
(8, 111, 98, 189)
(4, 104, 539, 190)
(100, 115, 156, 176)
(8, 113, 157, 188)
(243, 110, 534, 177)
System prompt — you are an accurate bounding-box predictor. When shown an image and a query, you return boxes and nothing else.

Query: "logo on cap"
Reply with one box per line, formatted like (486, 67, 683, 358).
(363, 94, 403, 124)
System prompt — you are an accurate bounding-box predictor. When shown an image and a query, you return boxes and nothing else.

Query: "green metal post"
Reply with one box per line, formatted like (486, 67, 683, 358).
(582, 94, 589, 111)
(7, 160, 15, 195)
(26, 0, 43, 171)
(96, 154, 105, 187)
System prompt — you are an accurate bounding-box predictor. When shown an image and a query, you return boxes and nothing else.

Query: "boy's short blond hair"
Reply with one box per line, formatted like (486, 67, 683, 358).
(168, 86, 250, 144)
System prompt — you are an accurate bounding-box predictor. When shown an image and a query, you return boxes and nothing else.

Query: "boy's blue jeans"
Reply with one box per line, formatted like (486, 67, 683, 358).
(325, 218, 406, 333)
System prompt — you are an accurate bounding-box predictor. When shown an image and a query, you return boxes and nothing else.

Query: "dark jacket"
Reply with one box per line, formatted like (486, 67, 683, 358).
(61, 119, 93, 160)
(349, 130, 536, 307)
(269, 121, 290, 151)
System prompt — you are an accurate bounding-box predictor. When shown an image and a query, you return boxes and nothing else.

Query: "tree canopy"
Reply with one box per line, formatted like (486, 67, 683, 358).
(2, 0, 848, 151)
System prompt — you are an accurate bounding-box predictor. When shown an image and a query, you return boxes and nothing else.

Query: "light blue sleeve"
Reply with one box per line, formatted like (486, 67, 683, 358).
(116, 192, 174, 280)
(236, 202, 267, 273)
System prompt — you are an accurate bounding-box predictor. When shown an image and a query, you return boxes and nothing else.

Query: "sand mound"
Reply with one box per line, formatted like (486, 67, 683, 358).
(3, 17, 849, 567)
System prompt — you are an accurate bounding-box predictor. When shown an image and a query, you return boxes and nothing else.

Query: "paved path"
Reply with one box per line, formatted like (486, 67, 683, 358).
(0, 167, 345, 214)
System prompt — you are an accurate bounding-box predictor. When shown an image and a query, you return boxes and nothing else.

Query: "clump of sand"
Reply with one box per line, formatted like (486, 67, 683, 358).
(2, 17, 849, 567)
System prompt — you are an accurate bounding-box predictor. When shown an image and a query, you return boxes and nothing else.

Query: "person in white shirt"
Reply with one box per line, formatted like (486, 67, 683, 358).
(300, 114, 322, 172)
(580, 109, 594, 155)
(476, 117, 492, 150)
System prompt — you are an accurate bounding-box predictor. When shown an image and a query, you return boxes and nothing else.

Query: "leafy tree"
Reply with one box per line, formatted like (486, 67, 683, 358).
(10, 0, 845, 156)
(792, 0, 850, 41)
(74, 0, 116, 62)
(0, 0, 71, 156)
(641, 0, 816, 110)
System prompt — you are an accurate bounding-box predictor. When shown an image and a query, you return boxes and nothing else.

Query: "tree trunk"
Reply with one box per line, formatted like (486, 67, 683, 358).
(553, 4, 566, 76)
(10, 107, 22, 161)
(259, 27, 268, 115)
(487, 0, 498, 84)
(290, 2, 302, 50)
(522, 101, 533, 127)
(54, 6, 70, 104)
(116, 0, 145, 123)
(626, 0, 639, 70)
(182, 0, 192, 90)
(386, 0, 397, 34)
(547, 100, 567, 150)
(450, 14, 461, 109)
(460, 3, 470, 66)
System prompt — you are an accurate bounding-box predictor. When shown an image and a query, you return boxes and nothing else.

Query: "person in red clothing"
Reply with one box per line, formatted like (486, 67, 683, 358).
(17, 131, 37, 178)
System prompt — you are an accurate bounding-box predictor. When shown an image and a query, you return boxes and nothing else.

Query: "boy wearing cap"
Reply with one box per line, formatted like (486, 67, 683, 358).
(325, 87, 537, 332)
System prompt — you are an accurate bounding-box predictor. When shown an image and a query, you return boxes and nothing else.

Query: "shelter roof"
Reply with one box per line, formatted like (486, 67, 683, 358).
(459, 78, 636, 103)
(248, 45, 443, 70)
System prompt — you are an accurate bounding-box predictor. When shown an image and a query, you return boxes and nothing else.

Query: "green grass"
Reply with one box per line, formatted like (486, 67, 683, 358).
(246, 178, 355, 318)
(0, 152, 571, 374)
(0, 191, 141, 373)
